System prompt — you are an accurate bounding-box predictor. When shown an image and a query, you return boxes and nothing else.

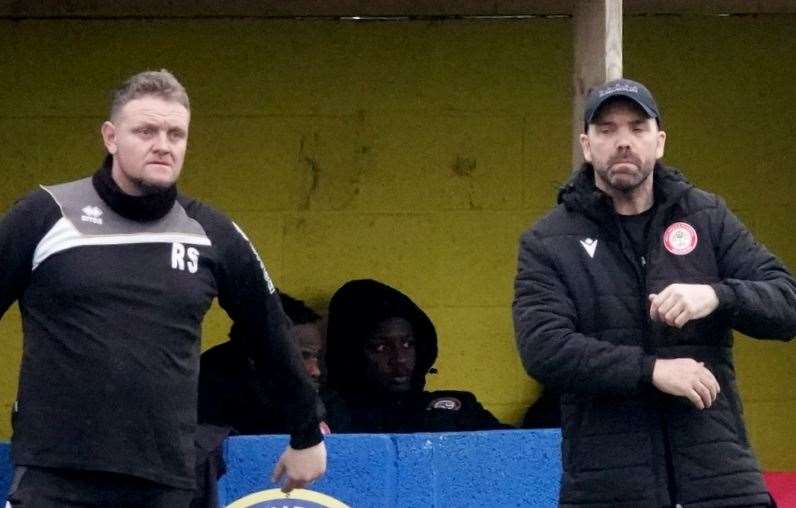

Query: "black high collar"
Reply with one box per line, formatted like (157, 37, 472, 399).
(91, 155, 177, 222)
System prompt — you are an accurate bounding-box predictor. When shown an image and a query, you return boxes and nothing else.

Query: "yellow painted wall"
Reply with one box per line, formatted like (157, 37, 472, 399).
(0, 14, 793, 469)
(624, 14, 796, 471)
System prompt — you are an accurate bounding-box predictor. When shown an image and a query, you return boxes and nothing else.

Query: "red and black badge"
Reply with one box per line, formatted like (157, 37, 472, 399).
(663, 222, 698, 256)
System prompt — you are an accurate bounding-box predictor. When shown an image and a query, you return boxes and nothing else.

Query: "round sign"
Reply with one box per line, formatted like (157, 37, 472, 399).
(226, 488, 349, 508)
(663, 222, 698, 255)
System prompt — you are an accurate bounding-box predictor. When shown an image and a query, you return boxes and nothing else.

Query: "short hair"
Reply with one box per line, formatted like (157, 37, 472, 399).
(279, 293, 321, 325)
(109, 69, 190, 120)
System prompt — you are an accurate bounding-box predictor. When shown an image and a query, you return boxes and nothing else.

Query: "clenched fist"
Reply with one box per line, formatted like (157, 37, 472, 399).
(649, 283, 719, 328)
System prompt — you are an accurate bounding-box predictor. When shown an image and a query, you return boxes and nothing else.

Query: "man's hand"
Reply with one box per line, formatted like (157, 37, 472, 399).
(652, 358, 720, 409)
(271, 441, 327, 493)
(649, 283, 719, 328)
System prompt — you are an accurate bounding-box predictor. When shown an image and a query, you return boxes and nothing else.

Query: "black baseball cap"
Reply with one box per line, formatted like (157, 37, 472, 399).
(583, 78, 660, 131)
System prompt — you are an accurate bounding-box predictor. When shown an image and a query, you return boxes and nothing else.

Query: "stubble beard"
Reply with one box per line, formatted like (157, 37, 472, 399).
(128, 165, 179, 195)
(596, 160, 653, 196)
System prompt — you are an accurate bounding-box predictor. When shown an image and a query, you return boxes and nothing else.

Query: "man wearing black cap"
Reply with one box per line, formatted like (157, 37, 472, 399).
(513, 78, 796, 507)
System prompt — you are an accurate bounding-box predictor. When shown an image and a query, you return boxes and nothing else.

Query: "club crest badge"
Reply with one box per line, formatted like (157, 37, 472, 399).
(427, 397, 462, 411)
(226, 488, 349, 508)
(663, 222, 698, 255)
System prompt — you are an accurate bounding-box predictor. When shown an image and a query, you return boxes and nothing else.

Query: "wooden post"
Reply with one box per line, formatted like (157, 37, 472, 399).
(572, 0, 623, 169)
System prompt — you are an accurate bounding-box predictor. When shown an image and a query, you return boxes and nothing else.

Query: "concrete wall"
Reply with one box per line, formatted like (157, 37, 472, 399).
(0, 14, 793, 469)
(1, 434, 794, 506)
(221, 431, 561, 507)
(0, 431, 564, 506)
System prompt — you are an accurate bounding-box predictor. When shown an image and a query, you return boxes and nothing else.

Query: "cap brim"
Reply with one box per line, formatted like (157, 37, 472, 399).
(587, 93, 658, 124)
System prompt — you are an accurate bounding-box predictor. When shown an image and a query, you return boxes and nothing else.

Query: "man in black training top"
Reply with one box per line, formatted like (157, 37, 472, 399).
(326, 278, 509, 432)
(513, 78, 796, 507)
(0, 70, 325, 507)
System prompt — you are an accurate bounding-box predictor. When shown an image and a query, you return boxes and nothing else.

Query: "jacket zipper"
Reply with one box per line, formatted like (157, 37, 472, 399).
(617, 218, 680, 507)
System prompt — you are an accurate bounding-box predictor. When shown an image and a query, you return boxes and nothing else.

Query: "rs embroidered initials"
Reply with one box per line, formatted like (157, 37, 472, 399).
(171, 243, 199, 273)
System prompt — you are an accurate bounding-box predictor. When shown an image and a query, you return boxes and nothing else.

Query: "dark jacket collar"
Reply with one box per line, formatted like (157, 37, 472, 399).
(91, 154, 177, 222)
(557, 162, 692, 223)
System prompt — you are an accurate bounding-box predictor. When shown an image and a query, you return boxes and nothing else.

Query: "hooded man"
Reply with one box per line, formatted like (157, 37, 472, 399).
(325, 279, 508, 433)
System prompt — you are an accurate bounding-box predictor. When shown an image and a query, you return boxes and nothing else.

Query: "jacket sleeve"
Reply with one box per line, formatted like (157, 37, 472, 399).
(457, 393, 513, 431)
(0, 189, 62, 319)
(512, 228, 656, 396)
(208, 216, 322, 449)
(710, 200, 796, 340)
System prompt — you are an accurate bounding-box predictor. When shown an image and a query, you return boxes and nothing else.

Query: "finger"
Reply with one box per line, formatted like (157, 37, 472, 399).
(649, 294, 668, 322)
(658, 293, 678, 322)
(661, 299, 683, 327)
(651, 292, 669, 315)
(280, 479, 295, 494)
(702, 368, 721, 400)
(648, 294, 659, 321)
(281, 477, 307, 494)
(692, 381, 712, 409)
(673, 308, 691, 328)
(694, 381, 714, 408)
(664, 301, 686, 327)
(271, 460, 285, 484)
(699, 374, 718, 403)
(687, 388, 706, 410)
(707, 380, 719, 403)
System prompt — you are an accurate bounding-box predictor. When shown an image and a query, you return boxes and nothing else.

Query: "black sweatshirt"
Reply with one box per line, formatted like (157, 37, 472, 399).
(0, 158, 321, 489)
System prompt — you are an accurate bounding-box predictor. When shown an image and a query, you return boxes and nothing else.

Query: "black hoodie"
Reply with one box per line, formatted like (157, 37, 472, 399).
(326, 279, 509, 433)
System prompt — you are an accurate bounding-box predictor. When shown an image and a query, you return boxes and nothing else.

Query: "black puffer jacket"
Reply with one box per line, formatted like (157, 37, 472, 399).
(513, 163, 796, 507)
(326, 279, 508, 432)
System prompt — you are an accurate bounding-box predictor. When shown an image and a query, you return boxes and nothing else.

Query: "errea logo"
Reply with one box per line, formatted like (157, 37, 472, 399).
(81, 205, 103, 225)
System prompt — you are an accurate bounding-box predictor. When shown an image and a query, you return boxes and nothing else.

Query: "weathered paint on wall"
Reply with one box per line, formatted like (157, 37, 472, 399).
(625, 14, 796, 470)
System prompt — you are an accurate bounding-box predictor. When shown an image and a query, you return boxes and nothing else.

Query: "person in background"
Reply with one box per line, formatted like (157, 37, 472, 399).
(199, 292, 349, 435)
(325, 278, 510, 433)
(194, 293, 347, 507)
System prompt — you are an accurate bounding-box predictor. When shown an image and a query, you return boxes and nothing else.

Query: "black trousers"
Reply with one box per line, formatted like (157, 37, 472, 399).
(7, 466, 195, 508)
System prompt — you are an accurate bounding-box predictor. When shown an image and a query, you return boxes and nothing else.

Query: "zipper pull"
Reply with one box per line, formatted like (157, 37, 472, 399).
(641, 256, 647, 267)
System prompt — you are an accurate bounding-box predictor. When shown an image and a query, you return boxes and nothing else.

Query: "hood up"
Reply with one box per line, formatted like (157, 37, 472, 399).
(325, 279, 437, 398)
